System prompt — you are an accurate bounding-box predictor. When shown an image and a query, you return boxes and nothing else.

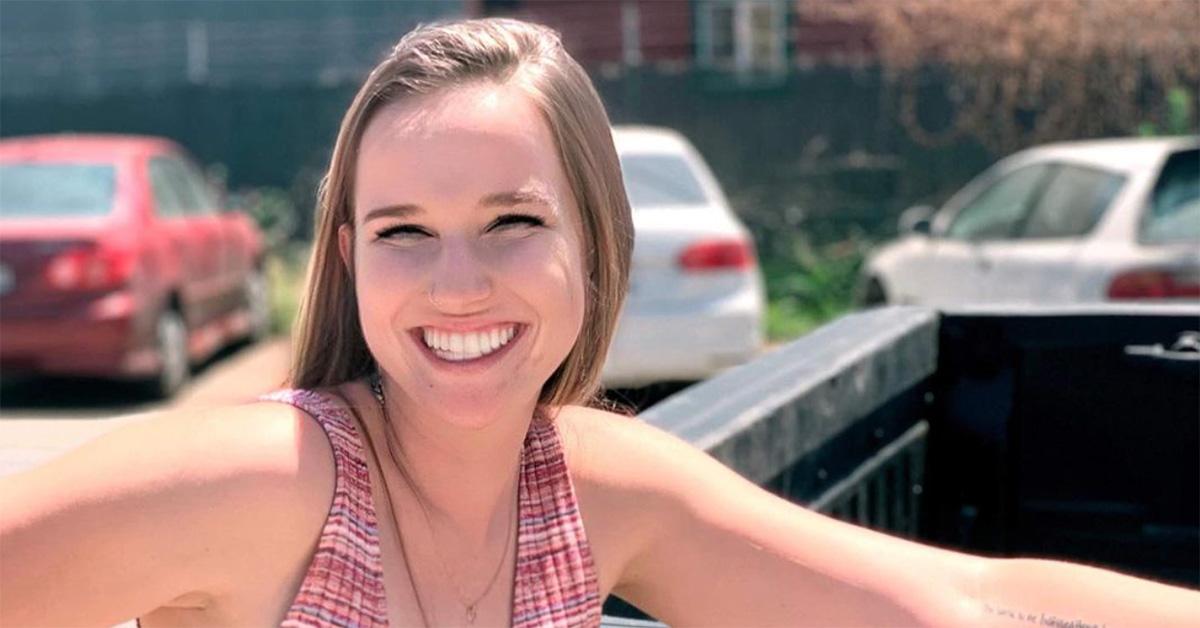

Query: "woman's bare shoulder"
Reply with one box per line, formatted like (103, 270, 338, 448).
(555, 403, 693, 489)
(553, 404, 695, 530)
(553, 404, 709, 598)
(0, 398, 335, 625)
(112, 396, 337, 495)
(5, 397, 337, 516)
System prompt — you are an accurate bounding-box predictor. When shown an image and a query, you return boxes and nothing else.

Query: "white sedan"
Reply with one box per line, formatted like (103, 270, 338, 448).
(601, 126, 765, 388)
(861, 136, 1199, 307)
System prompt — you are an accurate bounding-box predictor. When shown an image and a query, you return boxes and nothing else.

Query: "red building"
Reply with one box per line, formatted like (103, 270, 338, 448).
(466, 0, 876, 76)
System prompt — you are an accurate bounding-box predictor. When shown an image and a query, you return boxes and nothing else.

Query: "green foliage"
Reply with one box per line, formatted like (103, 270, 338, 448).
(264, 243, 310, 336)
(1138, 87, 1197, 137)
(232, 186, 301, 253)
(759, 234, 868, 342)
(1165, 88, 1195, 135)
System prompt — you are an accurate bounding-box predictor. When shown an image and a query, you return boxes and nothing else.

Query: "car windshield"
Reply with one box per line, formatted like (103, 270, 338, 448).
(620, 153, 709, 207)
(1141, 148, 1199, 245)
(0, 163, 117, 219)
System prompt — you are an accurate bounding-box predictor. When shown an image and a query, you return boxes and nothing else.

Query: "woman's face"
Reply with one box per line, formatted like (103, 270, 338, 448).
(341, 84, 587, 427)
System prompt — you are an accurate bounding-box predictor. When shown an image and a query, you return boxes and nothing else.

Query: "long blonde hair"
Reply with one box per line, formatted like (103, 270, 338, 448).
(289, 18, 633, 409)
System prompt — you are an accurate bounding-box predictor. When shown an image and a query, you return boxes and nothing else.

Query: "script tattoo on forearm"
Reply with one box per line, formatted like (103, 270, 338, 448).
(981, 602, 1107, 628)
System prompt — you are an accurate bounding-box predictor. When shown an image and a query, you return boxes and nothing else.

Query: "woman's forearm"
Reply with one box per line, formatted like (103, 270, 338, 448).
(968, 557, 1200, 627)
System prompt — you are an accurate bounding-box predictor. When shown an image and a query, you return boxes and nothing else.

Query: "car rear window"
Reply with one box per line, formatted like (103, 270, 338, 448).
(0, 163, 117, 219)
(1141, 148, 1199, 245)
(1020, 164, 1125, 239)
(620, 153, 709, 207)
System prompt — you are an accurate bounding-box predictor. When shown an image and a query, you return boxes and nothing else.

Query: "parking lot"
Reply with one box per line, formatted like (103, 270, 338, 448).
(0, 337, 290, 477)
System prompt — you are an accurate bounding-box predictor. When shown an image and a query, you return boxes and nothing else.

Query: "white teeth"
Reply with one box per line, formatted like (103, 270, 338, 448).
(421, 325, 517, 361)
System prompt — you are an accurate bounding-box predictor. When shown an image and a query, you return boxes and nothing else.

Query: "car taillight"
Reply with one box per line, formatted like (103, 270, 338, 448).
(1106, 268, 1200, 300)
(677, 238, 756, 272)
(45, 244, 137, 291)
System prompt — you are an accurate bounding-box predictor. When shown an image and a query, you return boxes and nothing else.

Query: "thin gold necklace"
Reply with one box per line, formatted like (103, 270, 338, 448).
(353, 381, 432, 626)
(369, 372, 518, 625)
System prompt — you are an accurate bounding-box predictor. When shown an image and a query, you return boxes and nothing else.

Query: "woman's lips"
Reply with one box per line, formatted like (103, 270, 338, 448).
(408, 323, 525, 372)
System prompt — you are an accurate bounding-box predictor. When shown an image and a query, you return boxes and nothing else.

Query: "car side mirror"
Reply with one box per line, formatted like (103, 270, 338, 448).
(898, 204, 935, 236)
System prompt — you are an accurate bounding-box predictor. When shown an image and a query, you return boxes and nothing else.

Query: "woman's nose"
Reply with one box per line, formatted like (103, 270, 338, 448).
(427, 239, 493, 311)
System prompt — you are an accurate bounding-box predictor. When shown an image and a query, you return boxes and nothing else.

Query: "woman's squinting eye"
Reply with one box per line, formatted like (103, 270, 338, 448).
(373, 213, 545, 242)
(373, 224, 430, 241)
(490, 213, 546, 231)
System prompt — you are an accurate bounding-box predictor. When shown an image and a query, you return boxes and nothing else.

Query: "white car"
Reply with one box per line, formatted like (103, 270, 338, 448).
(861, 136, 1200, 307)
(601, 126, 765, 387)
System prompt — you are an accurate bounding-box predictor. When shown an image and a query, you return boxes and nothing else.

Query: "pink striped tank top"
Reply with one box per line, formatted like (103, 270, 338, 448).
(259, 387, 602, 627)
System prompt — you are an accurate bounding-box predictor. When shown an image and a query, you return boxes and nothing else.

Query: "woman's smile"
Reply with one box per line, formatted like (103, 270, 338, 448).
(408, 323, 529, 373)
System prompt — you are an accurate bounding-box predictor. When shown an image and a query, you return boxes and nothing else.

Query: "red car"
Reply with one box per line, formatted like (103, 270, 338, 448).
(0, 134, 268, 398)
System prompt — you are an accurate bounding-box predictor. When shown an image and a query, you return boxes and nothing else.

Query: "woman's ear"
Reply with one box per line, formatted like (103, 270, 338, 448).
(337, 223, 354, 277)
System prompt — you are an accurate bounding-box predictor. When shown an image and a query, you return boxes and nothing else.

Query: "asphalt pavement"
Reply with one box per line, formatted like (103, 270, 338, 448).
(0, 337, 291, 477)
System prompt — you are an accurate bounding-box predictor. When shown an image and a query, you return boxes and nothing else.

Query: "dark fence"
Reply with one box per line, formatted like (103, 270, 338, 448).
(923, 304, 1200, 585)
(595, 67, 993, 245)
(1, 63, 994, 246)
(603, 306, 939, 622)
(600, 304, 1200, 626)
(810, 420, 926, 536)
(0, 0, 460, 99)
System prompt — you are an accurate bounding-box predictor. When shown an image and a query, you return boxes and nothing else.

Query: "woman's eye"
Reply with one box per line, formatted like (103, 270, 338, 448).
(373, 214, 543, 242)
(491, 213, 545, 231)
(375, 225, 429, 241)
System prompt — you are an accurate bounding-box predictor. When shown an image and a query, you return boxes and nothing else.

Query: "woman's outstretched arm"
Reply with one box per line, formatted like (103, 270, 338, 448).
(564, 406, 1199, 627)
(969, 557, 1197, 627)
(0, 402, 334, 626)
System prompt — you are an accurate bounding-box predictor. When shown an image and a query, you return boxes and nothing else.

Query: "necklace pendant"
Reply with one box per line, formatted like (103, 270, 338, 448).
(466, 604, 477, 623)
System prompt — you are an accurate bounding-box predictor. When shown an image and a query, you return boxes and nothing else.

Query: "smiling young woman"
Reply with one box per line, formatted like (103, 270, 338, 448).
(1, 17, 1198, 628)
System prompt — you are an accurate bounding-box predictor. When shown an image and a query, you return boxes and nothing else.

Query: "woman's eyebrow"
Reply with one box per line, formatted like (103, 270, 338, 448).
(363, 189, 555, 223)
(363, 204, 420, 223)
(479, 189, 555, 209)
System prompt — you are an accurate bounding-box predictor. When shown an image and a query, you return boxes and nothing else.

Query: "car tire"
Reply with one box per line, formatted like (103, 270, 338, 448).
(142, 308, 190, 400)
(858, 277, 889, 308)
(243, 267, 271, 343)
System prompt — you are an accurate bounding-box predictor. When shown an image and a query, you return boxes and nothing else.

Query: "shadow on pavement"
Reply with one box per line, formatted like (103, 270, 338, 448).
(0, 340, 257, 417)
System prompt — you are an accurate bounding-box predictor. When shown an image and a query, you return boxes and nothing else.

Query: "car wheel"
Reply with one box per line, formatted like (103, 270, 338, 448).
(243, 268, 271, 342)
(859, 277, 889, 308)
(143, 309, 190, 400)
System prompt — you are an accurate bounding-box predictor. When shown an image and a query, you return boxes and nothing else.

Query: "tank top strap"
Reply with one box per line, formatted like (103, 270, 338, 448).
(258, 388, 388, 627)
(513, 415, 603, 627)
